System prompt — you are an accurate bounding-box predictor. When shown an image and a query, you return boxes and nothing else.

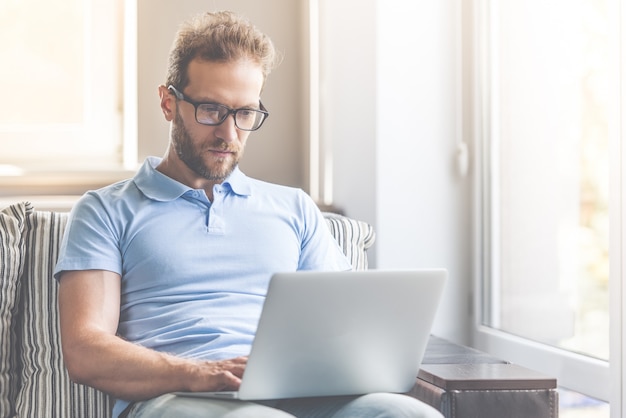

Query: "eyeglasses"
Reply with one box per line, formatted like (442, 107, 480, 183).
(168, 85, 269, 131)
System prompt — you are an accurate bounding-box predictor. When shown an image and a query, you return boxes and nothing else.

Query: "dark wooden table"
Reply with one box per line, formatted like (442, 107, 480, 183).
(407, 336, 558, 418)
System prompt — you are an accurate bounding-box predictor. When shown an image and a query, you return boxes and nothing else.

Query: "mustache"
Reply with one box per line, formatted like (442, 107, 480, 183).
(209, 139, 239, 153)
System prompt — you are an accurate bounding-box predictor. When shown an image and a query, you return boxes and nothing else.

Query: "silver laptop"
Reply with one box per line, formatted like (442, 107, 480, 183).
(175, 269, 446, 400)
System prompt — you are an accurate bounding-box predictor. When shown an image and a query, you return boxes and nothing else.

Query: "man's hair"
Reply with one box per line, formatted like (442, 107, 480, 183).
(165, 11, 279, 89)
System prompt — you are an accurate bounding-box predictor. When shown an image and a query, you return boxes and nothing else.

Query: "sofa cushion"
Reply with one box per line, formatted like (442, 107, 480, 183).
(13, 210, 112, 418)
(323, 212, 375, 271)
(0, 202, 31, 418)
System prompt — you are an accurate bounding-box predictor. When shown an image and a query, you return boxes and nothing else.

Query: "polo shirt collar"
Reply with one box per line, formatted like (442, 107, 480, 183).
(223, 165, 252, 196)
(134, 157, 252, 202)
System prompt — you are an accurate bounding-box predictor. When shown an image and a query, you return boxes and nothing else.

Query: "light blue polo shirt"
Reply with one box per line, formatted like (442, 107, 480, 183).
(54, 157, 351, 416)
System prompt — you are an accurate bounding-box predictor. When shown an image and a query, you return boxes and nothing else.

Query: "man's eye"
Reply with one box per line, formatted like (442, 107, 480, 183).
(198, 105, 223, 119)
(239, 109, 255, 118)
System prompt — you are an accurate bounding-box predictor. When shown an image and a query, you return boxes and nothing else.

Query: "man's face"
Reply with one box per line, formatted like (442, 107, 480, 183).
(168, 59, 265, 183)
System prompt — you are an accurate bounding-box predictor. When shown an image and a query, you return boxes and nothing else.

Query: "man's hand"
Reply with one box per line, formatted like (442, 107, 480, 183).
(186, 356, 248, 392)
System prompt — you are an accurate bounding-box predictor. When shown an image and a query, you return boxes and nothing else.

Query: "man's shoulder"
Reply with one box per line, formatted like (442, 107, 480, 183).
(246, 177, 302, 194)
(245, 178, 316, 207)
(72, 178, 140, 217)
(81, 178, 135, 202)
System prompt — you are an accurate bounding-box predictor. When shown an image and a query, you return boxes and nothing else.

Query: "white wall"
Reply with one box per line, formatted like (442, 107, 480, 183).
(325, 0, 472, 344)
(318, 0, 378, 238)
(378, 0, 471, 345)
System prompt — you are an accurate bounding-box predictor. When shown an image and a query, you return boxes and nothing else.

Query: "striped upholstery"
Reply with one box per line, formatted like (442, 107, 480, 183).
(13, 209, 113, 418)
(0, 204, 374, 418)
(0, 202, 31, 418)
(323, 212, 375, 270)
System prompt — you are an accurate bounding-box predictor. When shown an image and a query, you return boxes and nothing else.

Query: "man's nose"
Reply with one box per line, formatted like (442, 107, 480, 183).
(214, 114, 239, 142)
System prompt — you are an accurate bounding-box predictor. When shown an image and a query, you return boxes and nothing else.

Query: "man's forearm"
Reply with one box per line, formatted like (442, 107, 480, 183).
(63, 332, 245, 401)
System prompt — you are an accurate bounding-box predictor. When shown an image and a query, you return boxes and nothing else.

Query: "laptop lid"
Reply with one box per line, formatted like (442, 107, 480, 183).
(233, 268, 447, 400)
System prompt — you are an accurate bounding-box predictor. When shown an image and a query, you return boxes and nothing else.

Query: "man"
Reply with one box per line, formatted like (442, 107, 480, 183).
(55, 11, 443, 418)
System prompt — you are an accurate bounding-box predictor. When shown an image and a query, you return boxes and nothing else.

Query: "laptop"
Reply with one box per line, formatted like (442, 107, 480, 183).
(175, 268, 446, 400)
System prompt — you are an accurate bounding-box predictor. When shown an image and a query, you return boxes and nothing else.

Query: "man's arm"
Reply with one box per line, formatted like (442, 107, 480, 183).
(58, 269, 246, 401)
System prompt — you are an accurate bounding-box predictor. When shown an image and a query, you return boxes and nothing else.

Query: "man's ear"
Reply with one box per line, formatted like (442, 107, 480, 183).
(158, 85, 175, 122)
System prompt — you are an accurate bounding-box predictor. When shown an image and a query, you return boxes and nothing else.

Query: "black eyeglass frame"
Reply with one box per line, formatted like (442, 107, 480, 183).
(167, 85, 269, 131)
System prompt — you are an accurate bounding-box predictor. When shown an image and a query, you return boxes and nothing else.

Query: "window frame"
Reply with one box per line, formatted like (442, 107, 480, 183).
(0, 0, 126, 170)
(470, 0, 618, 404)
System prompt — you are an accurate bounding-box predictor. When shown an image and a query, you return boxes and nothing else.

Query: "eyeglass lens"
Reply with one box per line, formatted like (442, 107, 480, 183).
(196, 104, 266, 131)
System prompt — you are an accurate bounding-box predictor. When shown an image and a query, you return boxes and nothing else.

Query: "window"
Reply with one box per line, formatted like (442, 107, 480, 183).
(472, 0, 617, 407)
(0, 0, 124, 170)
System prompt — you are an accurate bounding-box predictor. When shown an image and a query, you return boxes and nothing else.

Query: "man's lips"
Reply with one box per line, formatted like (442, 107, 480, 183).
(207, 148, 235, 157)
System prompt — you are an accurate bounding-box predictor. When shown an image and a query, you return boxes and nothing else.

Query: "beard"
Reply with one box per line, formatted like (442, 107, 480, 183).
(171, 110, 240, 181)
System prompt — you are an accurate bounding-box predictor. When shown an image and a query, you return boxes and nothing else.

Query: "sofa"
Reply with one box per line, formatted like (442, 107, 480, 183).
(0, 201, 557, 418)
(0, 201, 376, 417)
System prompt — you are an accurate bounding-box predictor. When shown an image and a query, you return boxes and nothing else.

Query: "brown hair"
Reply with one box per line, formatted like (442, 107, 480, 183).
(165, 11, 279, 89)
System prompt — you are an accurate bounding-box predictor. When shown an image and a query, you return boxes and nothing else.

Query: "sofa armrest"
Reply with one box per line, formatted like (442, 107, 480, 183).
(323, 212, 375, 271)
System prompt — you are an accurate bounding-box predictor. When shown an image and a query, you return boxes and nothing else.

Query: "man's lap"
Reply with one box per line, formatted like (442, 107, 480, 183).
(126, 394, 291, 418)
(127, 393, 443, 418)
